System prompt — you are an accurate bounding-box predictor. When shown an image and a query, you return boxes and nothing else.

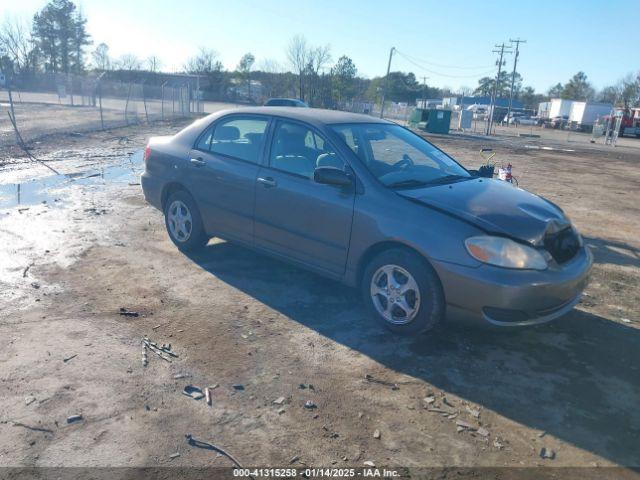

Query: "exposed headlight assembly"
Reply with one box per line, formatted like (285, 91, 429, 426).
(465, 236, 548, 270)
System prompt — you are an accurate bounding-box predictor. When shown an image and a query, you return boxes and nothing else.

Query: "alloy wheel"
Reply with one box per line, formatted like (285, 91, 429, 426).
(370, 264, 421, 325)
(167, 200, 193, 242)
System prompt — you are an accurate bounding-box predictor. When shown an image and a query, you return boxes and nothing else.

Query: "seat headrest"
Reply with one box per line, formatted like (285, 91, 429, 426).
(215, 125, 240, 141)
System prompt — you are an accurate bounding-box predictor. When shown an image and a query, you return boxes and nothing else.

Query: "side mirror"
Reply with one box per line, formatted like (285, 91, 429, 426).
(313, 166, 352, 186)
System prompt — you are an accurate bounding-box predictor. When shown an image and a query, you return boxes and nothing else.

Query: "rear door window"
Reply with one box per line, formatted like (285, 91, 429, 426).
(208, 117, 269, 164)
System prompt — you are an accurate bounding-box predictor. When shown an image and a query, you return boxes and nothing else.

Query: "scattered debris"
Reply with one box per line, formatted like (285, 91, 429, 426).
(63, 354, 77, 363)
(169, 452, 180, 459)
(277, 408, 285, 415)
(12, 422, 53, 434)
(298, 383, 314, 390)
(363, 461, 375, 467)
(477, 427, 490, 437)
(141, 337, 177, 362)
(273, 396, 286, 405)
(119, 307, 139, 317)
(66, 414, 83, 424)
(373, 429, 381, 439)
(205, 387, 212, 406)
(22, 261, 35, 278)
(493, 438, 504, 450)
(141, 345, 148, 367)
(365, 373, 399, 390)
(185, 434, 251, 475)
(456, 420, 473, 431)
(152, 324, 161, 330)
(538, 431, 547, 438)
(540, 447, 556, 460)
(621, 318, 631, 323)
(173, 373, 190, 379)
(423, 395, 435, 405)
(182, 386, 204, 400)
(232, 384, 245, 391)
(304, 400, 317, 409)
(25, 396, 36, 406)
(31, 282, 40, 289)
(289, 455, 299, 464)
(466, 405, 481, 418)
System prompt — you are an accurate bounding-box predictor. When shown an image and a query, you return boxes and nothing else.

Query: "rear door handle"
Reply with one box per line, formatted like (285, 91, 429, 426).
(257, 177, 277, 188)
(190, 157, 206, 167)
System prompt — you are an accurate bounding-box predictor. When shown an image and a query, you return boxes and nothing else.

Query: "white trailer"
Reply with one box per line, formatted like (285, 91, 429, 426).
(548, 98, 574, 119)
(568, 102, 613, 131)
(538, 101, 551, 119)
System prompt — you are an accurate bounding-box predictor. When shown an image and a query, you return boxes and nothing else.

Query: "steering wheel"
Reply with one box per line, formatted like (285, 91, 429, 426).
(393, 154, 414, 169)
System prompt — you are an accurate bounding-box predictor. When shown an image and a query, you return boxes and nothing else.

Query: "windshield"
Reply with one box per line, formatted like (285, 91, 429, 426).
(330, 123, 471, 188)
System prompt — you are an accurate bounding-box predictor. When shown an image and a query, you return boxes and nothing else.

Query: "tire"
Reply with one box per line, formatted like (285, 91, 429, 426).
(164, 190, 208, 252)
(361, 248, 445, 335)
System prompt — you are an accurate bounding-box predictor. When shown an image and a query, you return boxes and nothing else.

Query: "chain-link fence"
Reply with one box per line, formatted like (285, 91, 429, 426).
(1, 72, 203, 148)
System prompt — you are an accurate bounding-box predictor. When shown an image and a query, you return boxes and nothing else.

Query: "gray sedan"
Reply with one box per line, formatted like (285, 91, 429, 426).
(141, 107, 592, 334)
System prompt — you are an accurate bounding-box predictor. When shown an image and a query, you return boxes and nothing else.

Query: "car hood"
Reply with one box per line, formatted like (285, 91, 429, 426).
(398, 178, 570, 245)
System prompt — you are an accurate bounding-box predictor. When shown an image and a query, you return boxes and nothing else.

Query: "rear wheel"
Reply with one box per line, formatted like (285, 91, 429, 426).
(164, 191, 208, 251)
(362, 248, 445, 335)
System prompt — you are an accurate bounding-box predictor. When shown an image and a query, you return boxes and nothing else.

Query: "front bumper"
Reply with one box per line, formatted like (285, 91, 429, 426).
(433, 246, 593, 327)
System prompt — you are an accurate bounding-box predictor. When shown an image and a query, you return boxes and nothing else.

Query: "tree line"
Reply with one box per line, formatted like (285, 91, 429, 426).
(1, 0, 639, 110)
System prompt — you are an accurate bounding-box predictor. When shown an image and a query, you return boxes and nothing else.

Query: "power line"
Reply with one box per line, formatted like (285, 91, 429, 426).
(394, 50, 495, 79)
(396, 50, 495, 70)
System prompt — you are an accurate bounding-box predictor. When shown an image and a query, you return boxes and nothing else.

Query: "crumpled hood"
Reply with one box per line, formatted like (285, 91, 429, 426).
(398, 178, 570, 245)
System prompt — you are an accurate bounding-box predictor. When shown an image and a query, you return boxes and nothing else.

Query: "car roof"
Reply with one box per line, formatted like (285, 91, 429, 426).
(211, 106, 391, 126)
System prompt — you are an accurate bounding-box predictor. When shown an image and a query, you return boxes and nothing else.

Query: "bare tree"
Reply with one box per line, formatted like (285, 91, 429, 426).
(306, 44, 331, 105)
(259, 58, 283, 74)
(91, 42, 110, 70)
(116, 53, 142, 71)
(0, 16, 37, 74)
(184, 47, 221, 74)
(308, 44, 331, 75)
(286, 34, 309, 100)
(147, 55, 162, 73)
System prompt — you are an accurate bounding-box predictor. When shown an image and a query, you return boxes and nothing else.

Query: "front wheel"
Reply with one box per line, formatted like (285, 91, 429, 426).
(362, 248, 445, 335)
(164, 191, 208, 251)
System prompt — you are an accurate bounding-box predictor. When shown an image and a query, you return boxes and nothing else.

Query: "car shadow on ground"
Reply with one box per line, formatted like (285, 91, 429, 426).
(583, 236, 640, 268)
(187, 241, 640, 467)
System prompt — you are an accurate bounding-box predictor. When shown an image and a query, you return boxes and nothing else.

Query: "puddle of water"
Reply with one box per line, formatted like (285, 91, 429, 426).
(0, 151, 143, 209)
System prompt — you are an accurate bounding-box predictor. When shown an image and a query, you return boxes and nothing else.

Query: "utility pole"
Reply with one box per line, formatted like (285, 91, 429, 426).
(379, 47, 395, 118)
(421, 76, 429, 108)
(486, 43, 511, 135)
(506, 38, 526, 127)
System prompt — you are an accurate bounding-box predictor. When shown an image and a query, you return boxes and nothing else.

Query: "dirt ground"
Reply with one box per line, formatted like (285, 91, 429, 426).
(0, 116, 639, 479)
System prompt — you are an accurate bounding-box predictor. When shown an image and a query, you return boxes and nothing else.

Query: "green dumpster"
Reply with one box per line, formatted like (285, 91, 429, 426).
(409, 108, 451, 134)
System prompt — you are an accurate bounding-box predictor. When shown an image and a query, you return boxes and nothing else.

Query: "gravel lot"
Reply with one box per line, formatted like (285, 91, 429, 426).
(0, 116, 638, 478)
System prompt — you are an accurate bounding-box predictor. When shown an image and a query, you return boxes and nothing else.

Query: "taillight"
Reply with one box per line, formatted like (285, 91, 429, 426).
(143, 144, 151, 164)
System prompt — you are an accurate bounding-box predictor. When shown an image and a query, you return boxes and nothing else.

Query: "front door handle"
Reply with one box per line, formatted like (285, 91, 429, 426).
(257, 177, 277, 188)
(190, 157, 206, 167)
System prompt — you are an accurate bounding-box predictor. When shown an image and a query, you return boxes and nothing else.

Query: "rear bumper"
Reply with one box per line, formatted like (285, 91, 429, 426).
(433, 246, 593, 327)
(141, 171, 163, 210)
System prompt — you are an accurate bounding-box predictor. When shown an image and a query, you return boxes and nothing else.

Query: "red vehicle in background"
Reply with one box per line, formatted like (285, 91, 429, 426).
(603, 108, 640, 137)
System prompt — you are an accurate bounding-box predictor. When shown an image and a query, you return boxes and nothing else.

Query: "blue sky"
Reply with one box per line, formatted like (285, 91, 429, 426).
(2, 0, 637, 93)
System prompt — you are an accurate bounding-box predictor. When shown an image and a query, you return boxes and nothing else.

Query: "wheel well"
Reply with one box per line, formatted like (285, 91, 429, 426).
(356, 241, 430, 288)
(161, 182, 189, 210)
